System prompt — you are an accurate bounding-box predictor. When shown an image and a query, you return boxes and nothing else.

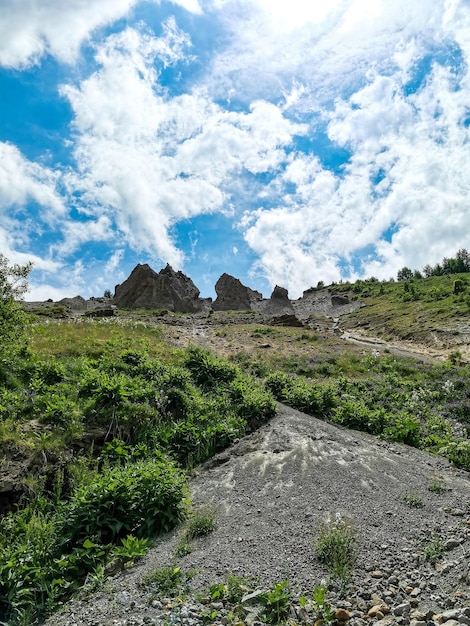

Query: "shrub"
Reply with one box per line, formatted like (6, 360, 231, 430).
(184, 346, 239, 389)
(59, 455, 187, 545)
(383, 412, 422, 447)
(265, 371, 336, 416)
(141, 566, 187, 596)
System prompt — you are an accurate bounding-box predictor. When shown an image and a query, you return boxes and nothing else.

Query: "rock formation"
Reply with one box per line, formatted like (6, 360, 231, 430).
(331, 293, 350, 306)
(212, 273, 263, 311)
(113, 264, 204, 312)
(270, 285, 289, 300)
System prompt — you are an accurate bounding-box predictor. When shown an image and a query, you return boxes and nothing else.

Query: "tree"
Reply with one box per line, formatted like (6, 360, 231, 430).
(0, 254, 33, 376)
(397, 266, 413, 281)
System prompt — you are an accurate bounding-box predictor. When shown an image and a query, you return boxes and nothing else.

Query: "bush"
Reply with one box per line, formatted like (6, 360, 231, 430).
(184, 346, 239, 389)
(59, 455, 187, 545)
(265, 372, 336, 416)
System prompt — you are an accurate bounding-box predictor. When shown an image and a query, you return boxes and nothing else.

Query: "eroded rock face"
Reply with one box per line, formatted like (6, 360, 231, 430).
(212, 273, 263, 311)
(331, 293, 350, 306)
(113, 264, 204, 312)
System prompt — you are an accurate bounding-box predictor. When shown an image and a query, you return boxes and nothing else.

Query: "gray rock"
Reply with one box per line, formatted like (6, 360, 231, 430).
(113, 263, 204, 312)
(213, 273, 263, 311)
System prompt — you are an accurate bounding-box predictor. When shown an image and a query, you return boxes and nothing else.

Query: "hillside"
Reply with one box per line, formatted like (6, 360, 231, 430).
(1, 274, 470, 625)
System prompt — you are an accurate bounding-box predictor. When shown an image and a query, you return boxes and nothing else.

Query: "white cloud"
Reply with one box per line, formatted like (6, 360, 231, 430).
(62, 25, 305, 268)
(0, 0, 203, 68)
(0, 142, 64, 217)
(241, 37, 470, 296)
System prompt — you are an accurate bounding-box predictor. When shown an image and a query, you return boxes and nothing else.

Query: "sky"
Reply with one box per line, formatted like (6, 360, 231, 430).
(1, 0, 470, 301)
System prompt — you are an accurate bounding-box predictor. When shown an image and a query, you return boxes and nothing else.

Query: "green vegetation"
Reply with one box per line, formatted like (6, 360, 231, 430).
(2, 252, 470, 623)
(141, 566, 190, 596)
(264, 352, 470, 471)
(259, 581, 291, 624)
(403, 494, 424, 508)
(315, 517, 358, 586)
(0, 263, 276, 625)
(182, 504, 216, 540)
(421, 538, 445, 564)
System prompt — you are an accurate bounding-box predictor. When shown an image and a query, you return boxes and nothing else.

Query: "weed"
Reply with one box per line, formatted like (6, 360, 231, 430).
(403, 494, 424, 508)
(174, 539, 193, 558)
(226, 573, 254, 603)
(141, 566, 188, 596)
(259, 581, 291, 624)
(113, 535, 151, 565)
(315, 516, 357, 586)
(311, 585, 336, 625)
(421, 538, 445, 564)
(182, 504, 216, 540)
(428, 481, 448, 494)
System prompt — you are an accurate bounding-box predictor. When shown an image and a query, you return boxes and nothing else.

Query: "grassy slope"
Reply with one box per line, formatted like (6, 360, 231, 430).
(334, 273, 469, 351)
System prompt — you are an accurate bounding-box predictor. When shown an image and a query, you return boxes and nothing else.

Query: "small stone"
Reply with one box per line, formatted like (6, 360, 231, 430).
(368, 604, 390, 618)
(211, 602, 224, 610)
(405, 587, 414, 595)
(372, 571, 384, 579)
(442, 610, 462, 622)
(335, 608, 351, 621)
(445, 539, 462, 550)
(459, 617, 470, 626)
(393, 603, 411, 616)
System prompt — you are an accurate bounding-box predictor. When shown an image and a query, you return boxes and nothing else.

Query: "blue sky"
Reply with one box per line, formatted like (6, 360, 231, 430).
(1, 0, 470, 300)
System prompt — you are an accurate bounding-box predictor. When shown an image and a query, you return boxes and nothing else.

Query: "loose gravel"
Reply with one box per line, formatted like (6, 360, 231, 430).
(44, 404, 470, 626)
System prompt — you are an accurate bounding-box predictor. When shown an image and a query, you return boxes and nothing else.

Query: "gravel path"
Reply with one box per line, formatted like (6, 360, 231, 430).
(45, 404, 470, 626)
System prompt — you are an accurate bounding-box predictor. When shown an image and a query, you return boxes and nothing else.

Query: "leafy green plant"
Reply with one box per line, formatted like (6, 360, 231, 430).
(259, 581, 291, 624)
(141, 566, 188, 596)
(311, 585, 336, 625)
(315, 516, 358, 586)
(421, 538, 445, 564)
(113, 535, 151, 564)
(59, 455, 187, 545)
(403, 494, 424, 508)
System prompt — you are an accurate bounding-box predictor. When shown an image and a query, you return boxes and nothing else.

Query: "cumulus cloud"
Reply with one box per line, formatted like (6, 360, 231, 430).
(242, 45, 470, 296)
(0, 0, 204, 68)
(0, 142, 64, 216)
(62, 23, 305, 268)
(3, 0, 470, 298)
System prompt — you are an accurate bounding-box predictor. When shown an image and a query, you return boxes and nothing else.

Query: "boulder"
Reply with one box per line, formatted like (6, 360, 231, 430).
(113, 264, 204, 312)
(212, 273, 263, 311)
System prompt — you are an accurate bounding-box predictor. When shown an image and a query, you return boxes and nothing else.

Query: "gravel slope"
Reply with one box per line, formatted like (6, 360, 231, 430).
(44, 403, 470, 626)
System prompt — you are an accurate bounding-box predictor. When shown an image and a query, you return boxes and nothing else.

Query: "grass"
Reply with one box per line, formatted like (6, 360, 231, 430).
(315, 516, 358, 586)
(141, 566, 190, 596)
(182, 504, 216, 540)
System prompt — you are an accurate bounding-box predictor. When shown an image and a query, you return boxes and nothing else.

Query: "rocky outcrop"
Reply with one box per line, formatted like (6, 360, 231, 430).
(113, 264, 204, 312)
(212, 273, 263, 311)
(268, 313, 304, 327)
(270, 285, 289, 300)
(331, 293, 350, 306)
